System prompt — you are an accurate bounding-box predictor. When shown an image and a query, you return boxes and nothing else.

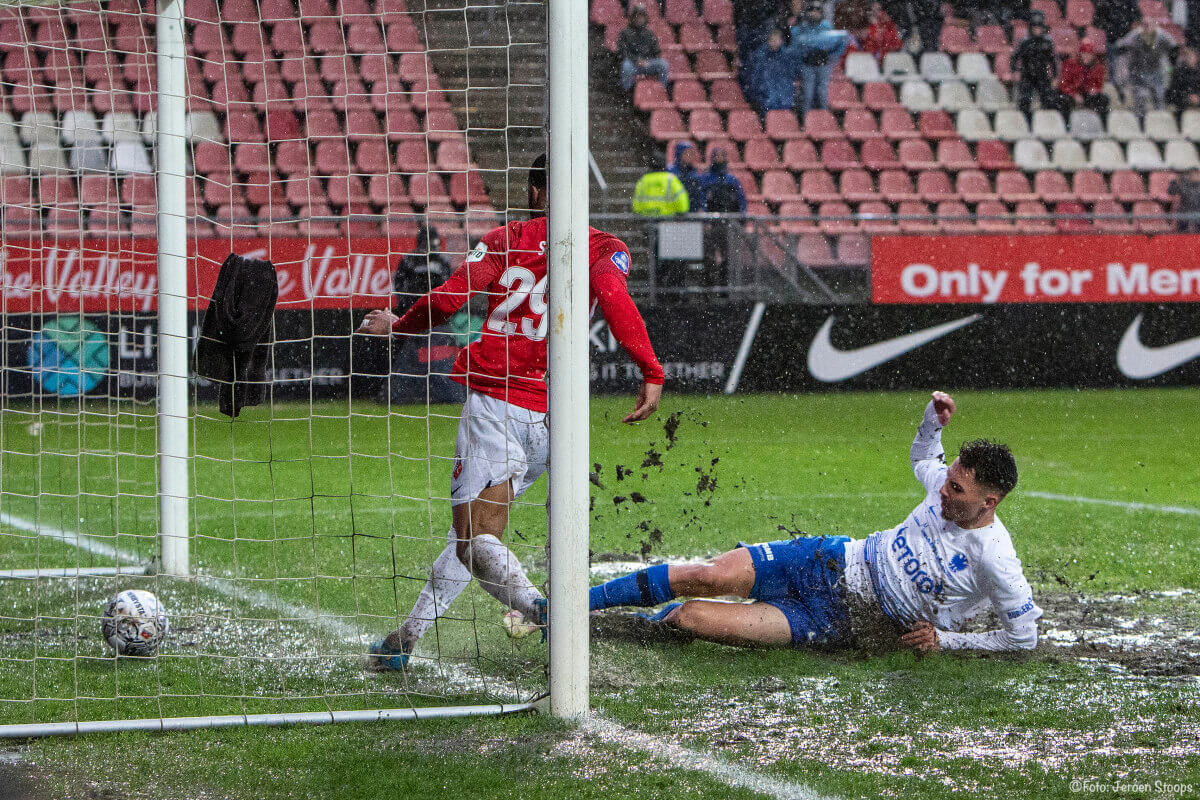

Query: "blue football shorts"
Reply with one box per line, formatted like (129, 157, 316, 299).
(740, 536, 852, 647)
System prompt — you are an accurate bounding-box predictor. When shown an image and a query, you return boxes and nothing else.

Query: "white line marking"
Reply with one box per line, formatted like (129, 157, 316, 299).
(1024, 491, 1200, 517)
(583, 715, 839, 800)
(3, 513, 841, 796)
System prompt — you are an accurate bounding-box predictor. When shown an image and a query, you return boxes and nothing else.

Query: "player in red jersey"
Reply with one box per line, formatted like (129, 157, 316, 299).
(357, 155, 665, 669)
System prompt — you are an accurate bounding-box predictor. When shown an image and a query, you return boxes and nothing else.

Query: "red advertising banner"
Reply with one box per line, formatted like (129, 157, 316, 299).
(872, 234, 1200, 304)
(0, 235, 415, 313)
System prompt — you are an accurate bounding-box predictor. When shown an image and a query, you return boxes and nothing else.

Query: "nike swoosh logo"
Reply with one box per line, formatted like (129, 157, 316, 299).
(807, 314, 981, 383)
(1116, 313, 1200, 380)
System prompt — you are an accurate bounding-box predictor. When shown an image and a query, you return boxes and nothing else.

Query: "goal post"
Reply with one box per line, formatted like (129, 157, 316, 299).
(546, 0, 591, 720)
(0, 0, 589, 737)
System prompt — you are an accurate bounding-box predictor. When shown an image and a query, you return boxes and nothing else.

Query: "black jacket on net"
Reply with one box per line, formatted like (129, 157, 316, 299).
(1010, 34, 1058, 86)
(195, 253, 278, 418)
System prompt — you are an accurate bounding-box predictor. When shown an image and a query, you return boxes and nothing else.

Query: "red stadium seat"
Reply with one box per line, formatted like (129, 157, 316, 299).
(679, 23, 718, 53)
(732, 168, 761, 200)
(727, 108, 765, 141)
(673, 79, 709, 110)
(936, 138, 976, 170)
(1093, 199, 1135, 232)
(956, 170, 997, 202)
(233, 142, 271, 173)
(702, 0, 733, 25)
(368, 173, 409, 205)
(345, 109, 383, 140)
(918, 110, 957, 140)
(937, 200, 976, 233)
(590, 0, 624, 25)
(880, 170, 920, 202)
(354, 137, 390, 173)
(839, 169, 879, 202)
(817, 201, 857, 234)
(898, 139, 938, 170)
(694, 51, 733, 80)
(762, 169, 804, 202)
(1072, 170, 1111, 202)
(346, 21, 386, 53)
(449, 170, 491, 207)
(836, 233, 869, 266)
(898, 201, 939, 233)
(1055, 201, 1091, 231)
(940, 25, 971, 54)
(704, 138, 738, 164)
(857, 200, 900, 232)
(243, 172, 286, 213)
(709, 79, 747, 111)
(385, 108, 421, 141)
(327, 174, 370, 210)
(1034, 170, 1074, 203)
(224, 109, 264, 143)
(976, 140, 1015, 170)
(842, 109, 882, 141)
(781, 138, 821, 169)
(1067, 0, 1095, 27)
(917, 170, 955, 202)
(861, 138, 900, 170)
(1033, 0, 1064, 24)
(880, 108, 919, 139)
(828, 80, 862, 111)
(315, 139, 352, 175)
(1148, 170, 1176, 202)
(820, 139, 860, 170)
(408, 172, 452, 207)
(765, 109, 804, 140)
(862, 82, 899, 110)
(665, 0, 701, 24)
(1111, 170, 1149, 202)
(996, 171, 1038, 202)
(802, 110, 841, 141)
(798, 169, 840, 202)
(634, 79, 672, 111)
(435, 139, 471, 172)
(776, 201, 816, 233)
(689, 108, 726, 141)
(1015, 200, 1055, 232)
(649, 108, 688, 140)
(394, 138, 430, 173)
(744, 139, 781, 170)
(976, 200, 1015, 231)
(797, 232, 839, 266)
(1133, 200, 1171, 233)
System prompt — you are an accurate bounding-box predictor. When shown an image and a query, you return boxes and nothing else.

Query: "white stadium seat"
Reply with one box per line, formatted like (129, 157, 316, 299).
(1106, 110, 1142, 142)
(1032, 109, 1067, 141)
(1165, 140, 1200, 170)
(30, 142, 69, 172)
(111, 140, 154, 173)
(17, 111, 57, 145)
(1068, 109, 1105, 141)
(993, 109, 1032, 141)
(1014, 138, 1052, 170)
(956, 108, 995, 140)
(1181, 109, 1200, 140)
(1088, 139, 1127, 171)
(899, 79, 937, 111)
(186, 111, 223, 142)
(1143, 110, 1181, 141)
(919, 52, 956, 83)
(882, 51, 918, 83)
(1052, 138, 1089, 171)
(975, 78, 1011, 111)
(1125, 139, 1165, 170)
(844, 52, 883, 83)
(936, 80, 974, 112)
(102, 112, 142, 143)
(0, 139, 27, 173)
(62, 110, 101, 146)
(955, 52, 994, 83)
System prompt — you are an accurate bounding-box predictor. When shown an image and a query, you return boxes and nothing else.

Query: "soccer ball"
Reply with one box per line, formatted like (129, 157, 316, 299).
(502, 609, 539, 639)
(101, 590, 169, 656)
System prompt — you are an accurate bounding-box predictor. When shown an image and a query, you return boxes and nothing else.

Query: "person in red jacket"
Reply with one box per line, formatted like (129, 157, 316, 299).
(860, 1, 902, 65)
(1056, 40, 1110, 116)
(357, 155, 665, 670)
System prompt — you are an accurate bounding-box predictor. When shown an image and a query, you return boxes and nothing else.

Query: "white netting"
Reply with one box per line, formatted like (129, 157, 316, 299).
(0, 0, 551, 732)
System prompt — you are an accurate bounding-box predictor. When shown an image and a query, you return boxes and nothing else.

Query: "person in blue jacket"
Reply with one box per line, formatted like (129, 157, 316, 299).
(669, 141, 707, 211)
(749, 27, 797, 116)
(791, 1, 853, 118)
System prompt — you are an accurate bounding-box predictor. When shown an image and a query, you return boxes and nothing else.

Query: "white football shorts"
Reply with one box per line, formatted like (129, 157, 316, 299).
(450, 391, 548, 506)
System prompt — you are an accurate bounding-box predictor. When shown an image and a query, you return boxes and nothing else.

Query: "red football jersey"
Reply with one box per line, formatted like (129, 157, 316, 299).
(392, 215, 664, 412)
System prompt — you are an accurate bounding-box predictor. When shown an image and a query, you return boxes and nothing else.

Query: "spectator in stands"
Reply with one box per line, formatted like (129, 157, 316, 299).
(749, 27, 798, 115)
(1168, 166, 1200, 232)
(1057, 41, 1110, 116)
(1116, 20, 1178, 118)
(792, 2, 854, 117)
(618, 4, 670, 92)
(1010, 11, 1059, 122)
(670, 142, 707, 210)
(734, 0, 780, 98)
(859, 1, 902, 65)
(632, 154, 690, 216)
(1094, 0, 1142, 54)
(883, 0, 942, 55)
(833, 0, 873, 36)
(1167, 46, 1200, 112)
(700, 147, 747, 291)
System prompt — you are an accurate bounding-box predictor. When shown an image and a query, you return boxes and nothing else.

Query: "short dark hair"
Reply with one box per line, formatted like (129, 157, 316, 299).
(957, 439, 1018, 496)
(529, 153, 547, 190)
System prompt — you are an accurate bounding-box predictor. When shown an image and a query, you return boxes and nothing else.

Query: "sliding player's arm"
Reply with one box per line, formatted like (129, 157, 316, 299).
(590, 248, 665, 424)
(357, 236, 505, 336)
(937, 545, 1042, 652)
(910, 391, 954, 493)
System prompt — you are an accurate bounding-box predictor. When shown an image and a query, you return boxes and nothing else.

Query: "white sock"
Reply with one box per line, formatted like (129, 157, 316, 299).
(461, 534, 544, 619)
(388, 528, 472, 648)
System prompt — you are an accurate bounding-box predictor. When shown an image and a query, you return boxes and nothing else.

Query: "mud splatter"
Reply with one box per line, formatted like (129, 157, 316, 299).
(663, 412, 683, 450)
(641, 448, 663, 471)
(629, 492, 648, 504)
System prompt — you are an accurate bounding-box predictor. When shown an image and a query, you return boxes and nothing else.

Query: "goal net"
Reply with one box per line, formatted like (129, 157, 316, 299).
(0, 0, 582, 736)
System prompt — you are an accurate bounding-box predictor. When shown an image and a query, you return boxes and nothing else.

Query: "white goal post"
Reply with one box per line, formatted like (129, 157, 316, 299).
(0, 0, 589, 736)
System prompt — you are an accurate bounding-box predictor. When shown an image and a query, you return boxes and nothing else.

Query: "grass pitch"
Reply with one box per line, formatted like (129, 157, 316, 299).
(1, 388, 1198, 799)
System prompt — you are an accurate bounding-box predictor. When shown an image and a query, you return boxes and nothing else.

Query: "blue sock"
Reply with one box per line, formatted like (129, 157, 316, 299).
(589, 565, 676, 611)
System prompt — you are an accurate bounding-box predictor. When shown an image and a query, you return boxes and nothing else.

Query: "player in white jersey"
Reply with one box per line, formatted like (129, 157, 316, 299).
(588, 392, 1043, 653)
